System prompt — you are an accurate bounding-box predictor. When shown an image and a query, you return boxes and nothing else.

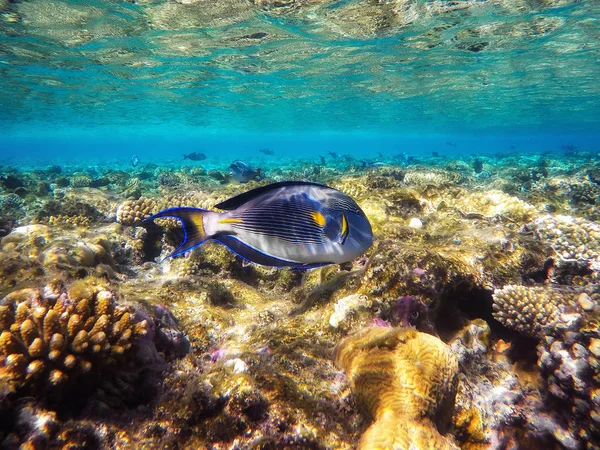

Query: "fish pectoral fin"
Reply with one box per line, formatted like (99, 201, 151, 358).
(145, 207, 210, 259)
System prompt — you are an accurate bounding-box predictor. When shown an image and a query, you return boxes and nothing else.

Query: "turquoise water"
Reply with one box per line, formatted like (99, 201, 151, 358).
(0, 0, 599, 163)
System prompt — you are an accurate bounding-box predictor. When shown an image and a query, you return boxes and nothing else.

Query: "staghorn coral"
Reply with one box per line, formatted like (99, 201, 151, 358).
(0, 281, 149, 395)
(335, 326, 459, 450)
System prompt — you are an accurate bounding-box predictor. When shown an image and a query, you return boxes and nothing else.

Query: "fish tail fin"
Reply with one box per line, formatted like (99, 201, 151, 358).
(183, 155, 189, 160)
(145, 207, 210, 259)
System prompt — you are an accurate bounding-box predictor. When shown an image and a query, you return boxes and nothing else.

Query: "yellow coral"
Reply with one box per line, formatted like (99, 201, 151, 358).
(48, 214, 91, 228)
(335, 326, 459, 450)
(116, 197, 158, 225)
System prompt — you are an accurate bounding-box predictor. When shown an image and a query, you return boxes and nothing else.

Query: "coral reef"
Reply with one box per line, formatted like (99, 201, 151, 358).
(335, 326, 459, 450)
(492, 284, 569, 337)
(533, 214, 600, 265)
(2, 153, 600, 448)
(403, 168, 463, 187)
(116, 197, 157, 226)
(70, 174, 93, 188)
(0, 282, 149, 394)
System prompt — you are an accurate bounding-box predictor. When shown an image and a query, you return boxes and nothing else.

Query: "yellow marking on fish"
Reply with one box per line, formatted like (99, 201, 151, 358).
(341, 214, 348, 236)
(192, 215, 205, 236)
(220, 218, 243, 224)
(311, 211, 326, 227)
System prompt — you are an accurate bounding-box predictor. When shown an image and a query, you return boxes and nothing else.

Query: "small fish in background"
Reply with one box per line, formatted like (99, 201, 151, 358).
(377, 152, 383, 159)
(393, 152, 408, 163)
(229, 160, 264, 183)
(131, 154, 139, 167)
(473, 158, 484, 174)
(509, 145, 516, 150)
(359, 160, 388, 169)
(561, 144, 578, 155)
(328, 151, 340, 159)
(432, 151, 440, 157)
(208, 170, 229, 184)
(319, 155, 326, 165)
(446, 141, 457, 148)
(183, 152, 206, 161)
(259, 148, 274, 155)
(145, 181, 374, 268)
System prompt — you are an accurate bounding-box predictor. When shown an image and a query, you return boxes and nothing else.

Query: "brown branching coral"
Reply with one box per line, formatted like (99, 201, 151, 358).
(0, 282, 149, 395)
(335, 326, 459, 450)
(491, 284, 583, 338)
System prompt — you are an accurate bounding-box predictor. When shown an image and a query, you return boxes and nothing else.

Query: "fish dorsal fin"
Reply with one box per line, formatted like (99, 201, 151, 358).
(214, 181, 330, 211)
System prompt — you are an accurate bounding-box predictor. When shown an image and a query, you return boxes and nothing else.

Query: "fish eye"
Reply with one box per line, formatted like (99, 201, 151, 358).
(411, 310, 419, 319)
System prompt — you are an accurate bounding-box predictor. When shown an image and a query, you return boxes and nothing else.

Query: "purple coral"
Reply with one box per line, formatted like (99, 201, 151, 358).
(393, 296, 425, 328)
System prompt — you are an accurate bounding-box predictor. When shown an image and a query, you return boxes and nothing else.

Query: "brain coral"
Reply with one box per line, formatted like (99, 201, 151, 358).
(335, 326, 459, 450)
(0, 281, 149, 394)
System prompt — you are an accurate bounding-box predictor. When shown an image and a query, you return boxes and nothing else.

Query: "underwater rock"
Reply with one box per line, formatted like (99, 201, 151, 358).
(106, 170, 130, 186)
(153, 304, 191, 360)
(35, 197, 104, 224)
(0, 174, 25, 190)
(335, 326, 459, 450)
(329, 294, 369, 329)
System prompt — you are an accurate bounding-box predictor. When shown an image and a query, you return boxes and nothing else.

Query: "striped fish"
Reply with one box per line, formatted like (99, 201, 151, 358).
(145, 181, 373, 268)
